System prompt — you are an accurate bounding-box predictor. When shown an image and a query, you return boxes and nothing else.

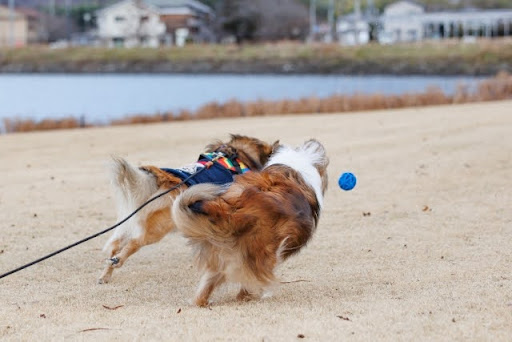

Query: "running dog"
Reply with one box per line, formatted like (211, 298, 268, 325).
(99, 134, 279, 284)
(172, 139, 329, 306)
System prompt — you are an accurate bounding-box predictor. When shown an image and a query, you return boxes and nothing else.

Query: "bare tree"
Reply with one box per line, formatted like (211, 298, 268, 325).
(215, 0, 309, 43)
(253, 0, 309, 41)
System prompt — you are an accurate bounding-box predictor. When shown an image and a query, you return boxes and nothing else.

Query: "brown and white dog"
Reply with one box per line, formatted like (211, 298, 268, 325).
(172, 139, 329, 306)
(99, 134, 278, 284)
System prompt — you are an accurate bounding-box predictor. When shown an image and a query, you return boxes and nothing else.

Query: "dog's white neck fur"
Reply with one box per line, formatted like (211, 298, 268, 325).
(266, 144, 324, 208)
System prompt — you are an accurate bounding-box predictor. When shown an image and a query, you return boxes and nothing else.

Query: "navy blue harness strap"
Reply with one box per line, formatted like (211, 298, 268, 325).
(161, 162, 234, 187)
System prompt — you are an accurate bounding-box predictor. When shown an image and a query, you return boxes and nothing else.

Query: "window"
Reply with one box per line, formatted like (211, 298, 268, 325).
(407, 29, 417, 41)
(113, 37, 125, 47)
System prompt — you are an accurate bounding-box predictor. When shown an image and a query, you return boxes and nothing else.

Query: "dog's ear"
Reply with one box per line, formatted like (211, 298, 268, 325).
(271, 140, 280, 154)
(301, 139, 329, 168)
(262, 140, 280, 160)
(229, 133, 243, 142)
(204, 139, 224, 153)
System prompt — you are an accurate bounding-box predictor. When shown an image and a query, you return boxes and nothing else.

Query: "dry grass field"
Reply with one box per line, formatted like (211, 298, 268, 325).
(0, 101, 511, 340)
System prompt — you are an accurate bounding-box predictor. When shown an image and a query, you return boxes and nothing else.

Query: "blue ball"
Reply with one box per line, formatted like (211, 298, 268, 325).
(338, 172, 357, 191)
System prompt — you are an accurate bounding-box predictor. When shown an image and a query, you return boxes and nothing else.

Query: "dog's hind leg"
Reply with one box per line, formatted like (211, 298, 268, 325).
(109, 239, 142, 269)
(98, 238, 143, 283)
(99, 157, 163, 284)
(98, 239, 122, 284)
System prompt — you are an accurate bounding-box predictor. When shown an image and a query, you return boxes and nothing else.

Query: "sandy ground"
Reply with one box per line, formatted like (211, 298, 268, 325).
(0, 101, 511, 341)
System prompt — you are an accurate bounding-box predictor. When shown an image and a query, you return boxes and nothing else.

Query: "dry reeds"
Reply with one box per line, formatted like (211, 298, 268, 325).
(3, 72, 512, 134)
(3, 116, 82, 133)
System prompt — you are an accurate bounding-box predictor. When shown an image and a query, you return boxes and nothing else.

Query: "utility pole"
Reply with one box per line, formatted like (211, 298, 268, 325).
(327, 0, 335, 42)
(65, 0, 71, 40)
(49, 0, 56, 16)
(8, 0, 15, 47)
(309, 0, 317, 41)
(355, 0, 361, 18)
(366, 0, 375, 16)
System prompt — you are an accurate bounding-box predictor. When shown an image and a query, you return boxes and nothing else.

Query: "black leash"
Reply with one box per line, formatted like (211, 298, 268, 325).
(0, 165, 211, 280)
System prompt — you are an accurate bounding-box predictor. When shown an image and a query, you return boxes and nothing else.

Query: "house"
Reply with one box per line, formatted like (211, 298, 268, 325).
(337, 13, 371, 45)
(379, 0, 425, 44)
(96, 0, 165, 47)
(16, 7, 48, 43)
(336, 0, 372, 45)
(145, 0, 215, 45)
(0, 5, 28, 47)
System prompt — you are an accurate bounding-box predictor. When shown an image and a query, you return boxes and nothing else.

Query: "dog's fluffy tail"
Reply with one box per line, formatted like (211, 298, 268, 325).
(104, 157, 159, 252)
(172, 183, 237, 246)
(109, 156, 159, 212)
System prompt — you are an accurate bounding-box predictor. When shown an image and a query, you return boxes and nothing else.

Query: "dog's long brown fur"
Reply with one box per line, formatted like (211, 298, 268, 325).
(99, 134, 278, 284)
(172, 139, 329, 306)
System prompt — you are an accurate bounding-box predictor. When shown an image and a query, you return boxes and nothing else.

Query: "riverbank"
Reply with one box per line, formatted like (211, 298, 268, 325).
(3, 72, 511, 133)
(1, 39, 512, 75)
(1, 101, 511, 340)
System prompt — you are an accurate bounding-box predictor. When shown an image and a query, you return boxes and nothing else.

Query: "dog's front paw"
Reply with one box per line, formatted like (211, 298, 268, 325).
(194, 297, 211, 308)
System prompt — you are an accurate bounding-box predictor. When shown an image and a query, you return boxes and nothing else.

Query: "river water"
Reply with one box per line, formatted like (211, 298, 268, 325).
(0, 74, 482, 122)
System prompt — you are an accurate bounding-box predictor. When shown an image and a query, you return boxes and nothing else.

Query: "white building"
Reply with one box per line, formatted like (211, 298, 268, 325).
(379, 0, 425, 44)
(421, 9, 512, 40)
(378, 0, 512, 44)
(337, 14, 370, 45)
(146, 0, 215, 45)
(97, 0, 165, 48)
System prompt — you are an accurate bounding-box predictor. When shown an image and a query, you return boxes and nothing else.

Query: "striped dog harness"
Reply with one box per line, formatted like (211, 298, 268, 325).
(161, 151, 250, 187)
(198, 152, 250, 174)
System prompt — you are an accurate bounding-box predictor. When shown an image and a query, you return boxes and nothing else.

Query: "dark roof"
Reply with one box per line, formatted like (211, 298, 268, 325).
(16, 7, 42, 18)
(145, 0, 212, 13)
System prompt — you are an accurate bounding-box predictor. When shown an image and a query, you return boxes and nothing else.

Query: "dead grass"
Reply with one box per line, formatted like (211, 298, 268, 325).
(3, 116, 84, 133)
(2, 39, 511, 64)
(3, 72, 512, 133)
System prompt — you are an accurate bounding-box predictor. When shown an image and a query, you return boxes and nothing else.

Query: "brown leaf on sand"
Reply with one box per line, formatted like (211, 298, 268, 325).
(297, 334, 305, 338)
(337, 315, 351, 321)
(177, 308, 182, 314)
(79, 328, 111, 333)
(422, 205, 432, 212)
(102, 305, 124, 310)
(281, 279, 311, 284)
